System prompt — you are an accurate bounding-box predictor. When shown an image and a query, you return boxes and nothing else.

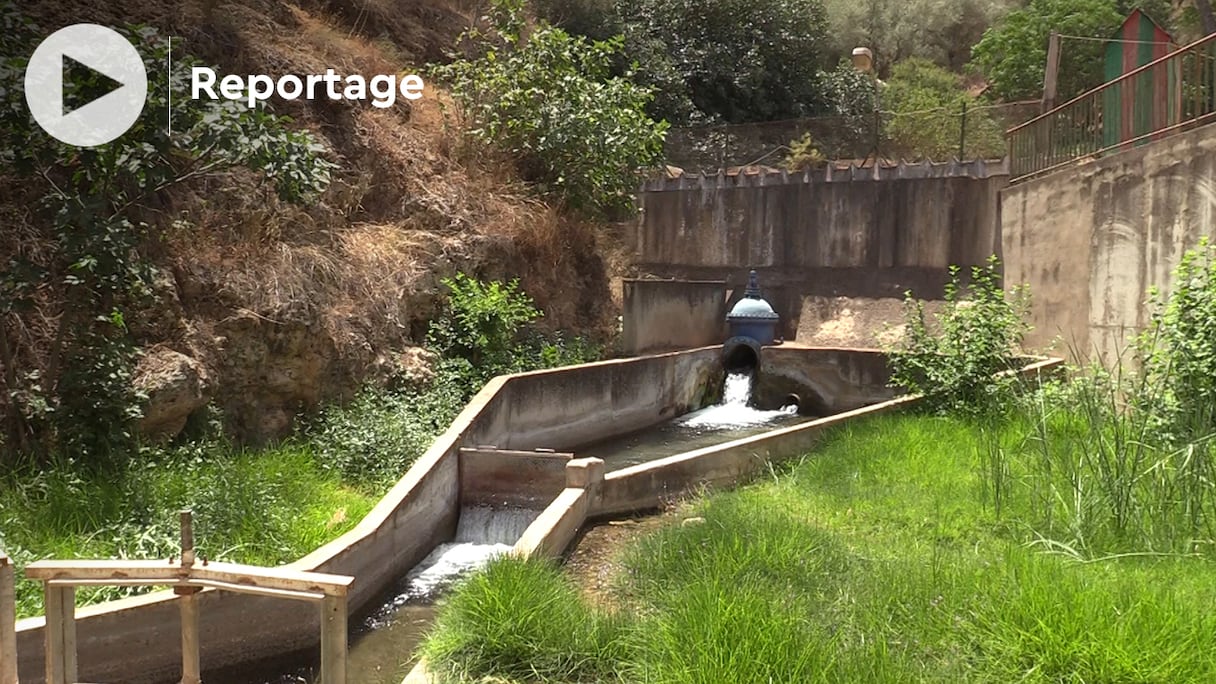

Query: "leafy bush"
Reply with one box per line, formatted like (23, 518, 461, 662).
(1136, 239, 1216, 441)
(888, 256, 1030, 414)
(427, 273, 600, 393)
(432, 0, 666, 217)
(784, 132, 826, 171)
(307, 379, 462, 493)
(881, 58, 1004, 160)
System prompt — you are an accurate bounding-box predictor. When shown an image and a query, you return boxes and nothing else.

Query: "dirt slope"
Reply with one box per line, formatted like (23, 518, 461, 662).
(8, 0, 621, 442)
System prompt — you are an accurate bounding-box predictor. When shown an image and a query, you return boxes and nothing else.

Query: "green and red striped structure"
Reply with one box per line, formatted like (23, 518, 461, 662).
(1102, 10, 1179, 147)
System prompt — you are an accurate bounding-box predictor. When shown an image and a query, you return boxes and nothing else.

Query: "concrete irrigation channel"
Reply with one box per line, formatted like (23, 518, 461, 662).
(5, 344, 1062, 684)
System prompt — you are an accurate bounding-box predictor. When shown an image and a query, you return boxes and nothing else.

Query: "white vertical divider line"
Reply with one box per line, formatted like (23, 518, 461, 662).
(167, 36, 172, 136)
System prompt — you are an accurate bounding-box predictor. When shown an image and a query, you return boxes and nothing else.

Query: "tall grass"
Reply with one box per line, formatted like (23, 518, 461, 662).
(422, 556, 629, 683)
(424, 413, 1216, 683)
(977, 365, 1216, 559)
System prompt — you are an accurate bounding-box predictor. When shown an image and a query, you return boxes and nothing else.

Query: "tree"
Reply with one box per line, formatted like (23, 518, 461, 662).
(824, 0, 1018, 73)
(971, 0, 1176, 102)
(619, 0, 832, 124)
(433, 0, 667, 217)
(881, 58, 1004, 159)
(1197, 0, 1216, 36)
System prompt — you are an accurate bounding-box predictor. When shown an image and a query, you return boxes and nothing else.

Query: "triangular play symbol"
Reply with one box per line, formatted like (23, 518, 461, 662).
(62, 54, 126, 116)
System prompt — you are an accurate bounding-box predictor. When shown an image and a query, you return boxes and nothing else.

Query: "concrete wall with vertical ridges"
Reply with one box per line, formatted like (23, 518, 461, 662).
(635, 163, 1007, 338)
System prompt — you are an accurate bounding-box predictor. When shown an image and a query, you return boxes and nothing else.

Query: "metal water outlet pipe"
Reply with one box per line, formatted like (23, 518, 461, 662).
(723, 269, 779, 370)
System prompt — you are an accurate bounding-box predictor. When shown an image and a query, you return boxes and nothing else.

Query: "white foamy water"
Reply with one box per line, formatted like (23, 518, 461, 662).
(455, 505, 540, 544)
(363, 506, 538, 627)
(677, 371, 797, 429)
(403, 541, 513, 597)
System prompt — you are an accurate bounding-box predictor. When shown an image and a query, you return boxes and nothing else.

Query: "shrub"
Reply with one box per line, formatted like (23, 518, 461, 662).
(426, 273, 600, 393)
(887, 256, 1030, 414)
(432, 0, 666, 217)
(1136, 239, 1216, 441)
(784, 132, 826, 171)
(881, 58, 1004, 161)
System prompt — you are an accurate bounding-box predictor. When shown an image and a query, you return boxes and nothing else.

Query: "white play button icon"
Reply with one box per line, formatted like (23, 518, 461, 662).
(24, 24, 148, 147)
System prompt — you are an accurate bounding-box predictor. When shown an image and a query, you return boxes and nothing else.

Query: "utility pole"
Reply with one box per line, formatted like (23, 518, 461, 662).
(1041, 31, 1061, 113)
(1197, 0, 1216, 37)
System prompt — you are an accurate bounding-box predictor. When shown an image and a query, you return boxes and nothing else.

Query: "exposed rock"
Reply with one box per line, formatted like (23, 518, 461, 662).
(135, 347, 210, 440)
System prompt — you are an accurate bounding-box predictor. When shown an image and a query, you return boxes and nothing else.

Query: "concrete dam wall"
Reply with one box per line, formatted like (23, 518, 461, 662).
(633, 162, 1008, 340)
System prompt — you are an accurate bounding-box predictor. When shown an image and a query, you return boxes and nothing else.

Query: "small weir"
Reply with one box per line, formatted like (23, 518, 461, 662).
(238, 507, 538, 684)
(577, 370, 806, 468)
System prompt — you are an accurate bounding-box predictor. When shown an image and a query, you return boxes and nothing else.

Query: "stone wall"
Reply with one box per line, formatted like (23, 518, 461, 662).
(1001, 124, 1216, 363)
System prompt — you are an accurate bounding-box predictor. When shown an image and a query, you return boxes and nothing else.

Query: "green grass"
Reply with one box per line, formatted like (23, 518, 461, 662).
(422, 411, 1216, 683)
(0, 443, 376, 619)
(0, 381, 466, 619)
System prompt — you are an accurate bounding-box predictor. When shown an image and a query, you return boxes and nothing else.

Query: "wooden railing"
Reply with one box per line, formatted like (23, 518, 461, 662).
(11, 512, 353, 684)
(1008, 32, 1216, 181)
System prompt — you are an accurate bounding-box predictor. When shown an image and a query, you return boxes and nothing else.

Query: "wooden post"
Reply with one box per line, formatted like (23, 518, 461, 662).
(178, 589, 202, 684)
(1042, 31, 1061, 113)
(1, 554, 18, 684)
(43, 584, 77, 684)
(319, 594, 347, 684)
(177, 509, 202, 684)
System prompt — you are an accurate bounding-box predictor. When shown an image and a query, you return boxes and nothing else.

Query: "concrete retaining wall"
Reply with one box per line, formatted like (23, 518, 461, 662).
(1001, 123, 1216, 363)
(621, 280, 728, 355)
(636, 165, 1007, 337)
(754, 347, 896, 414)
(13, 348, 724, 683)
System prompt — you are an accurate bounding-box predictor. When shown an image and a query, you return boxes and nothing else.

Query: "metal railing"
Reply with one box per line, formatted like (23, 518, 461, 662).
(1008, 32, 1216, 181)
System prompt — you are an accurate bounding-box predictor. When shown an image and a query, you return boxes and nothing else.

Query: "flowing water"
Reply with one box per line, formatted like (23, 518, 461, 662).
(232, 371, 806, 683)
(236, 507, 538, 684)
(577, 371, 808, 468)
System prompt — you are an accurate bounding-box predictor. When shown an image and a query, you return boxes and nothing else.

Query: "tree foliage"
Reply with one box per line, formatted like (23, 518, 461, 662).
(0, 6, 334, 462)
(971, 0, 1174, 102)
(882, 58, 1004, 160)
(825, 0, 1018, 73)
(539, 0, 833, 125)
(432, 0, 666, 217)
(623, 0, 832, 123)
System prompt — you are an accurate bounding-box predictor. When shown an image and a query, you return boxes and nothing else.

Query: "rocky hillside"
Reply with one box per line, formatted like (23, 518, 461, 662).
(3, 0, 623, 445)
